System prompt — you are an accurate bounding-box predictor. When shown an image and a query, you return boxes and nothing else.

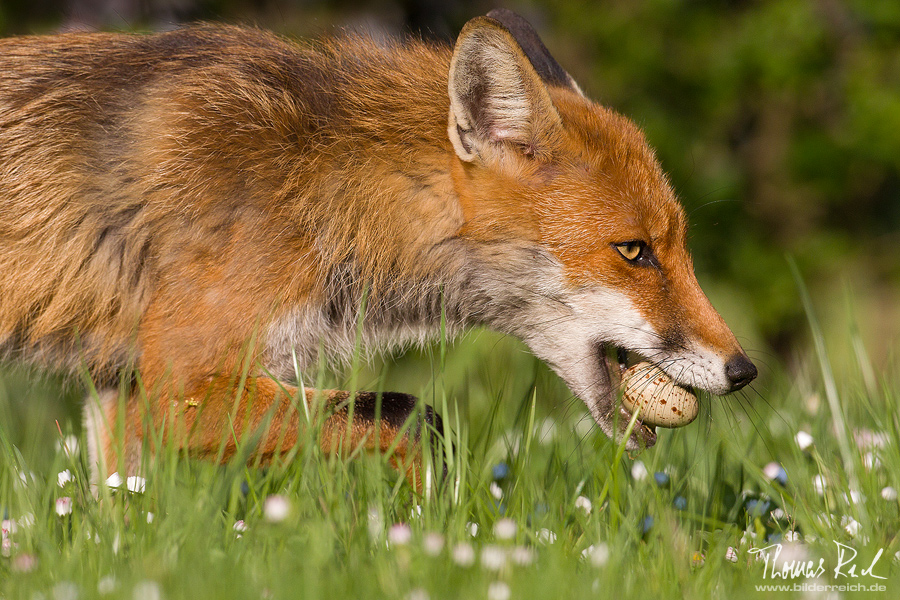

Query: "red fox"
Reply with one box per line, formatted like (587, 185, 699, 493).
(0, 9, 756, 485)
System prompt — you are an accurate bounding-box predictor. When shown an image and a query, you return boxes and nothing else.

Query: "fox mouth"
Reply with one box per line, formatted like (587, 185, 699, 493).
(599, 345, 659, 449)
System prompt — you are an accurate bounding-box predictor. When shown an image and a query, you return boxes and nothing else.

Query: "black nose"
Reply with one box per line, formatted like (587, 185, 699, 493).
(725, 354, 758, 391)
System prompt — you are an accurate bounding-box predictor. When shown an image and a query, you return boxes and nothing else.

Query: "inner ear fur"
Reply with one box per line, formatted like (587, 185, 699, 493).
(485, 9, 584, 97)
(447, 16, 563, 163)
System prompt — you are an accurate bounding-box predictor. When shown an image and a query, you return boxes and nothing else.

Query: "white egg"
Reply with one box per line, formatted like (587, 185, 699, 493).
(620, 362, 698, 428)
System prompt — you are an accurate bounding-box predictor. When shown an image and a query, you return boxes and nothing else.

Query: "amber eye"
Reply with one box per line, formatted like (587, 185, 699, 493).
(614, 241, 645, 262)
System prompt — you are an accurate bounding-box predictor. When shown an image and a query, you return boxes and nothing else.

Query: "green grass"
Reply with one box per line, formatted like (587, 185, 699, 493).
(1, 318, 899, 599)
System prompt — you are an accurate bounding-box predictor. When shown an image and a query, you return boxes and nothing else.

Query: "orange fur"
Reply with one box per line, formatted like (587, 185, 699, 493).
(0, 12, 754, 485)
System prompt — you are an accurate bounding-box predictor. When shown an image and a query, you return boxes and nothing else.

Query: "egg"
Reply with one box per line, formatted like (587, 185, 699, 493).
(620, 362, 698, 428)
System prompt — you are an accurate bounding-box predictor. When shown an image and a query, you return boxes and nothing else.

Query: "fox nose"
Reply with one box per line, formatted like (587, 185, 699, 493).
(725, 354, 757, 391)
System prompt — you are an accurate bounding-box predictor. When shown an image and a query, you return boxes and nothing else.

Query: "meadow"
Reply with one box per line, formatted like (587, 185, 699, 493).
(0, 285, 898, 600)
(1, 1, 898, 598)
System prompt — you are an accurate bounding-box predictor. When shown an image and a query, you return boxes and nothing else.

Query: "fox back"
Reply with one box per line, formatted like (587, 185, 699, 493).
(0, 27, 457, 374)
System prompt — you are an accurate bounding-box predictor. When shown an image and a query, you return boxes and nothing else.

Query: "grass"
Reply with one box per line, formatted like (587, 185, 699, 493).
(1, 313, 899, 599)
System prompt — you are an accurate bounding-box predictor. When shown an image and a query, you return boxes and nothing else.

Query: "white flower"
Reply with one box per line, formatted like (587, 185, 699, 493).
(812, 475, 827, 495)
(18, 513, 34, 529)
(574, 496, 593, 515)
(863, 452, 881, 470)
(423, 532, 444, 556)
(841, 516, 861, 537)
(466, 522, 479, 537)
(631, 460, 649, 481)
(487, 581, 511, 600)
(582, 543, 609, 567)
(57, 469, 74, 487)
(762, 462, 787, 485)
(451, 542, 475, 567)
(367, 504, 383, 541)
(126, 476, 146, 493)
(55, 497, 73, 516)
(133, 580, 163, 600)
(795, 431, 814, 451)
(106, 472, 123, 488)
(233, 520, 248, 533)
(407, 589, 429, 600)
(725, 546, 739, 563)
(480, 545, 506, 571)
(814, 513, 836, 529)
(784, 531, 800, 542)
(263, 495, 290, 523)
(804, 394, 820, 414)
(52, 582, 79, 600)
(387, 523, 412, 547)
(842, 490, 864, 504)
(536, 528, 556, 544)
(17, 470, 36, 487)
(489, 482, 503, 500)
(2, 519, 18, 536)
(0, 522, 16, 557)
(853, 429, 889, 450)
(145, 512, 154, 524)
(493, 518, 516, 540)
(97, 575, 117, 595)
(510, 545, 535, 566)
(881, 487, 898, 501)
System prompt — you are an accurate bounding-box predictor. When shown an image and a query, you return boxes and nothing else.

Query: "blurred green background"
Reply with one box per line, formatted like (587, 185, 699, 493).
(1, 0, 898, 381)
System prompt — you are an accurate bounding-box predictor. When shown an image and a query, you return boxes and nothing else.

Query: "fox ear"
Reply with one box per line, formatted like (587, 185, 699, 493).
(484, 9, 584, 97)
(448, 14, 564, 163)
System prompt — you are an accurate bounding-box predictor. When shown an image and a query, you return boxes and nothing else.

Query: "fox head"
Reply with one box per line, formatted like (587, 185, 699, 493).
(447, 10, 756, 449)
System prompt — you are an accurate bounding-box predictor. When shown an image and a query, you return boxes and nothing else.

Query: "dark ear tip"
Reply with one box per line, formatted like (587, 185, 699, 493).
(486, 8, 519, 21)
(477, 9, 579, 94)
(483, 9, 530, 37)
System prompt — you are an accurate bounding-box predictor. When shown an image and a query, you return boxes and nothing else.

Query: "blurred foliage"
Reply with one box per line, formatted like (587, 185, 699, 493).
(1, 0, 898, 366)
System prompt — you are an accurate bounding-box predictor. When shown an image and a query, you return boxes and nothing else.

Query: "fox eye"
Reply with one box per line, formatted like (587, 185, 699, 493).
(614, 241, 646, 262)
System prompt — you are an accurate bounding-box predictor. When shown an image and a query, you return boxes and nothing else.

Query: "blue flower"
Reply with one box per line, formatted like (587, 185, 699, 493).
(744, 498, 772, 518)
(763, 462, 788, 486)
(492, 462, 510, 481)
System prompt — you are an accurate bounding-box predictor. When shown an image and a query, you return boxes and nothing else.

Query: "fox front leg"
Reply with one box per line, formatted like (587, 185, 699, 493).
(83, 380, 446, 491)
